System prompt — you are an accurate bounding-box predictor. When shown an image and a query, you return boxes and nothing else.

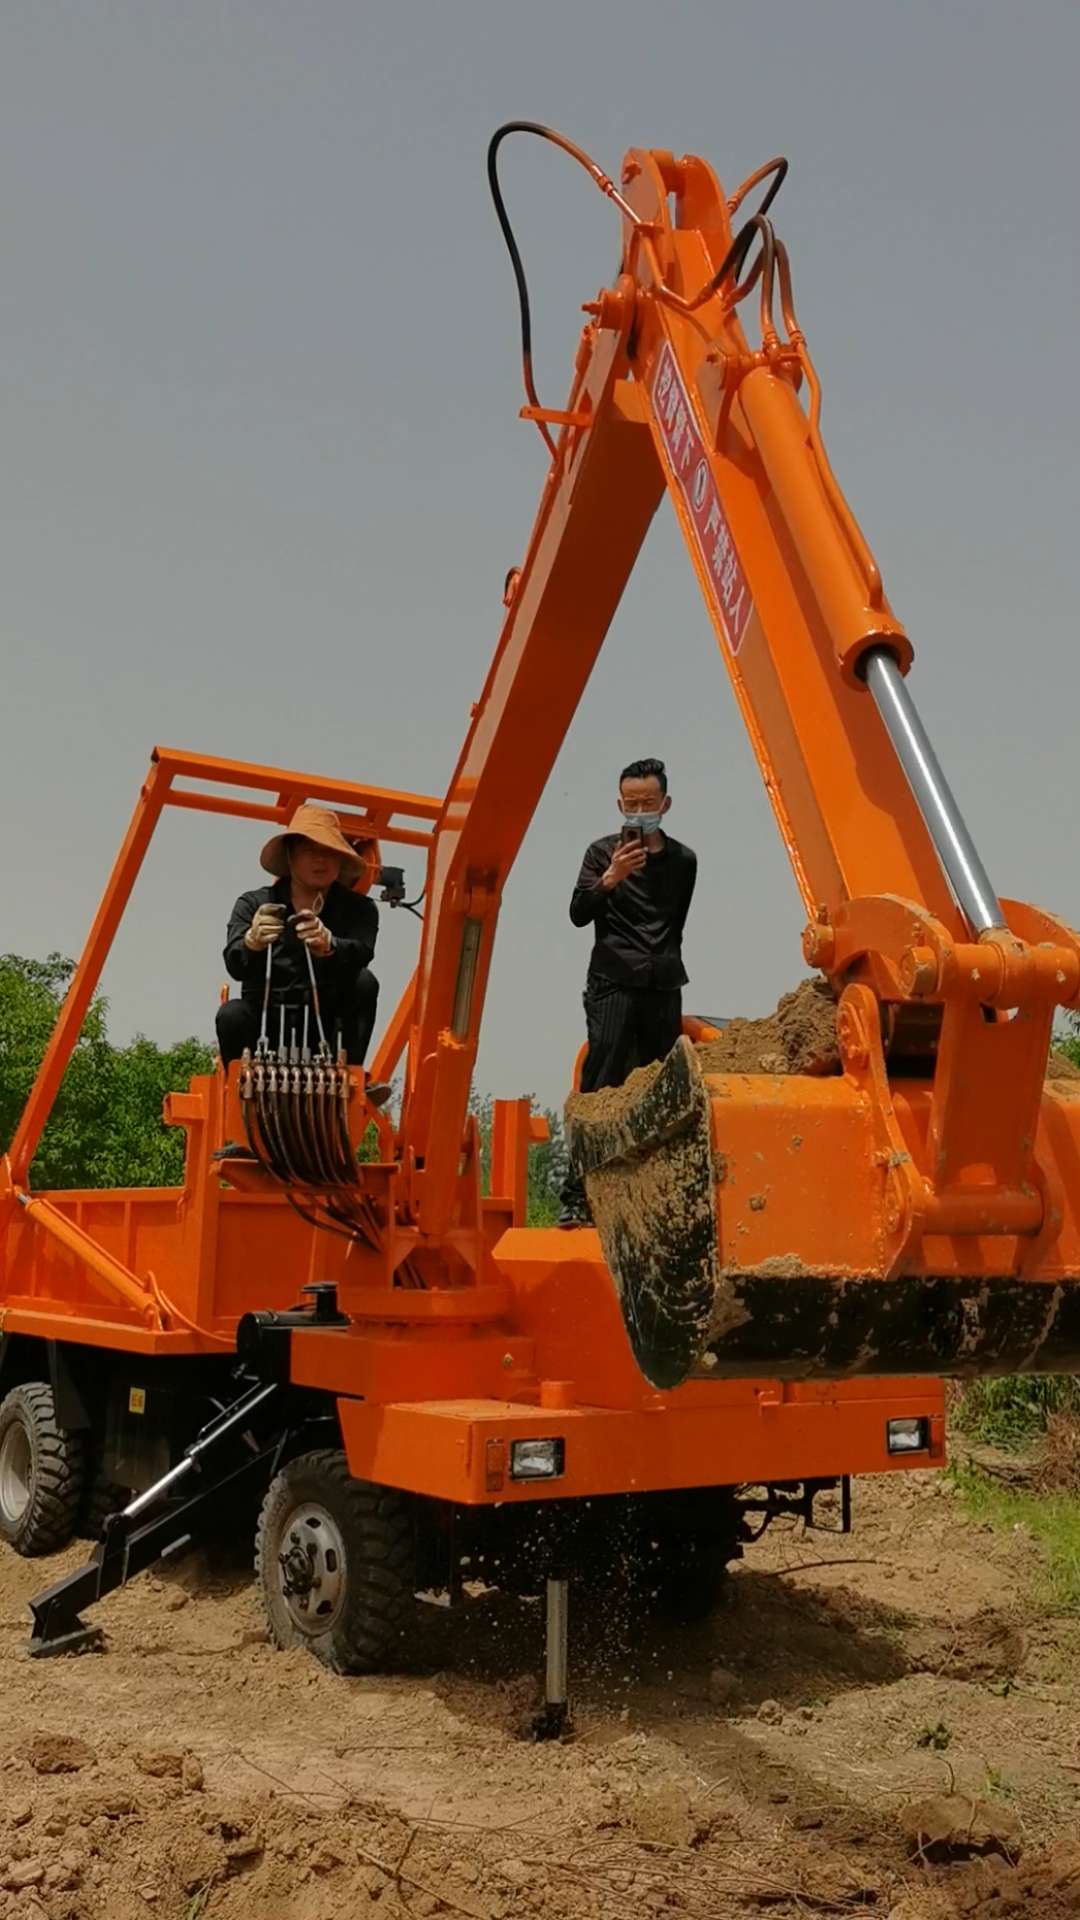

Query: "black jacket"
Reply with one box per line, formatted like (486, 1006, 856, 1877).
(224, 878, 378, 1009)
(569, 832, 697, 990)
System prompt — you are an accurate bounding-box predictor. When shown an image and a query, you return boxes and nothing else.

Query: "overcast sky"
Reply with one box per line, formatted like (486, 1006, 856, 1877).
(1, 3, 1077, 1110)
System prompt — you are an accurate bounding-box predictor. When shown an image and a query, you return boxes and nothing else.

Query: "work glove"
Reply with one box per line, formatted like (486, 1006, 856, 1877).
(293, 910, 334, 958)
(243, 904, 286, 952)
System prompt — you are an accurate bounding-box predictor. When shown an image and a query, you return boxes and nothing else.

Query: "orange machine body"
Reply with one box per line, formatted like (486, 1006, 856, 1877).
(14, 135, 1080, 1509)
(0, 741, 944, 1505)
(0, 1080, 944, 1504)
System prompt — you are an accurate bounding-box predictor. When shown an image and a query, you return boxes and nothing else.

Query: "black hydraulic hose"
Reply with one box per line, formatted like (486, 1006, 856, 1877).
(488, 127, 790, 440)
(487, 121, 641, 457)
(727, 154, 788, 223)
(285, 1189, 363, 1246)
(487, 123, 548, 433)
(278, 1064, 307, 1182)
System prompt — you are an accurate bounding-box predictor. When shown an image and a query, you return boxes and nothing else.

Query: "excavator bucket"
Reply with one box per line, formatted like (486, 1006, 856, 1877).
(567, 1039, 720, 1390)
(568, 1036, 1080, 1393)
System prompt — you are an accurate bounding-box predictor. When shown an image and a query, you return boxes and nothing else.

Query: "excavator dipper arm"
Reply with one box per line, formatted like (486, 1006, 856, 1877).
(401, 129, 1080, 1389)
(398, 321, 667, 1233)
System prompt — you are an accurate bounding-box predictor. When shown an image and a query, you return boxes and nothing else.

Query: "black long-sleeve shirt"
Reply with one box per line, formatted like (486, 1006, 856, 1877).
(224, 877, 378, 1010)
(569, 833, 697, 990)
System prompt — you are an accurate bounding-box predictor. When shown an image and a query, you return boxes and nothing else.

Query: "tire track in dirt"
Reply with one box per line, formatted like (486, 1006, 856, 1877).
(1, 1469, 1079, 1916)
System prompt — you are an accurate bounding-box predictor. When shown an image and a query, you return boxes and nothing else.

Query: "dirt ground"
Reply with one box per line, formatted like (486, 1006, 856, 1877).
(2, 1468, 1080, 1920)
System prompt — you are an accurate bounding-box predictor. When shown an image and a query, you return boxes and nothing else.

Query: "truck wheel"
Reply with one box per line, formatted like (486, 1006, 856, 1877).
(0, 1382, 87, 1555)
(255, 1450, 416, 1673)
(638, 1487, 742, 1625)
(77, 1467, 132, 1542)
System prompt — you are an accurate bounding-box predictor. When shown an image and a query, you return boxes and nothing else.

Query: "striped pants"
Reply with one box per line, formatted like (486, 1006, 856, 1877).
(578, 976, 684, 1092)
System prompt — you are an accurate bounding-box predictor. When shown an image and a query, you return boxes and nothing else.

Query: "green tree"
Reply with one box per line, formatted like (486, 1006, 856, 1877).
(467, 1089, 568, 1226)
(527, 1104, 567, 1227)
(0, 953, 215, 1190)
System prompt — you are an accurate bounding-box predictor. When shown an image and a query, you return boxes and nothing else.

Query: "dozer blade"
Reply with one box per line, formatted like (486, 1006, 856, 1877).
(567, 1038, 720, 1390)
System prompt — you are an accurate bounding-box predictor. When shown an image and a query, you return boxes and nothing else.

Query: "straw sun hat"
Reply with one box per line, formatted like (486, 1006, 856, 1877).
(260, 805, 365, 886)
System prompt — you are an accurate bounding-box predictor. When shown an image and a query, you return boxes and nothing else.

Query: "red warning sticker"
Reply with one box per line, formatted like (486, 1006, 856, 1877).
(652, 342, 754, 655)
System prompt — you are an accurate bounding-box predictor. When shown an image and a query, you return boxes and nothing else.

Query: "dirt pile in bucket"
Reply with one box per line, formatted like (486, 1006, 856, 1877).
(693, 987, 1074, 1084)
(564, 981, 842, 1138)
(696, 978, 840, 1077)
(567, 981, 1076, 1133)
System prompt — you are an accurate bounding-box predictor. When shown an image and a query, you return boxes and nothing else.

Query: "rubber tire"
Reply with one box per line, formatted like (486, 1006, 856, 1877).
(76, 1467, 132, 1542)
(637, 1488, 742, 1626)
(0, 1382, 87, 1556)
(255, 1450, 416, 1674)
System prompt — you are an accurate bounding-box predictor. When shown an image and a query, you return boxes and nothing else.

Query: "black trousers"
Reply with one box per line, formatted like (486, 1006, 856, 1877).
(216, 967, 379, 1068)
(561, 977, 683, 1210)
(578, 977, 684, 1093)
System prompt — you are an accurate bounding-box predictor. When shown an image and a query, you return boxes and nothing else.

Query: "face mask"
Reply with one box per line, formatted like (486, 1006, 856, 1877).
(622, 811, 663, 836)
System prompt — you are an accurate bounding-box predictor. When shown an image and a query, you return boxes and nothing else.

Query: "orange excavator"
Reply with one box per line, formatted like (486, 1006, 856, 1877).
(3, 125, 1076, 1726)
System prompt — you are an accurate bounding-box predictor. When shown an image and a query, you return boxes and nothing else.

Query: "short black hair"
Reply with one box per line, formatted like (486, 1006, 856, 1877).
(619, 757, 668, 795)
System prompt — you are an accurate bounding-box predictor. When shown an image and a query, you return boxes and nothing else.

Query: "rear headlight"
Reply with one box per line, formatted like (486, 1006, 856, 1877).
(887, 1416, 929, 1455)
(509, 1438, 565, 1481)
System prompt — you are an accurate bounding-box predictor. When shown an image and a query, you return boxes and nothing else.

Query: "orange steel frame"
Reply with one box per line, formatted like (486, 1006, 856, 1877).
(32, 137, 1080, 1503)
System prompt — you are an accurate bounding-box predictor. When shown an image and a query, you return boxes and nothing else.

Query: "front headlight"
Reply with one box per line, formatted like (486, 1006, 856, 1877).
(509, 1438, 565, 1481)
(886, 1416, 929, 1455)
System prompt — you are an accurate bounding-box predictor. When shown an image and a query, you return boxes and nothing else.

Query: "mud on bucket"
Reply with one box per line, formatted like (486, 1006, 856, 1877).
(565, 1038, 720, 1390)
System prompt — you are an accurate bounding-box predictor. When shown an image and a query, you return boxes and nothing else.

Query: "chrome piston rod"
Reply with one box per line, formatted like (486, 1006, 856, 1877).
(863, 645, 1005, 936)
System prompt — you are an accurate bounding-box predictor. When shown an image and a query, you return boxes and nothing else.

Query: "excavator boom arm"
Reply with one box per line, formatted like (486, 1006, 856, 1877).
(396, 133, 1080, 1394)
(399, 139, 1049, 1201)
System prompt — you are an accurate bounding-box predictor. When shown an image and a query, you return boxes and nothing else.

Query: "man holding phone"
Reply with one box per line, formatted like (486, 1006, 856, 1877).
(215, 804, 385, 1090)
(558, 758, 697, 1227)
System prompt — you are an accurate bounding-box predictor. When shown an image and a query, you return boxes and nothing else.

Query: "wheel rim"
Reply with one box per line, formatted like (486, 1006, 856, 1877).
(0, 1421, 33, 1525)
(275, 1500, 347, 1635)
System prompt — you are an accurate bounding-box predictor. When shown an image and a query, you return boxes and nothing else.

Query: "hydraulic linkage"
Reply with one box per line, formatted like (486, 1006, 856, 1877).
(231, 932, 391, 1252)
(239, 1031, 358, 1192)
(238, 912, 360, 1189)
(28, 1380, 285, 1657)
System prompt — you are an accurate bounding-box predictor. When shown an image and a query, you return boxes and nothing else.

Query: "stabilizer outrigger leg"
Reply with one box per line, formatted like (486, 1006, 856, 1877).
(531, 1573, 572, 1741)
(28, 1380, 284, 1657)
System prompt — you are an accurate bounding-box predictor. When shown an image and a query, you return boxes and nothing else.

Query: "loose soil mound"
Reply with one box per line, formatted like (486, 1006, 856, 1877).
(697, 978, 840, 1077)
(565, 980, 842, 1138)
(3, 1471, 1080, 1916)
(571, 978, 1075, 1098)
